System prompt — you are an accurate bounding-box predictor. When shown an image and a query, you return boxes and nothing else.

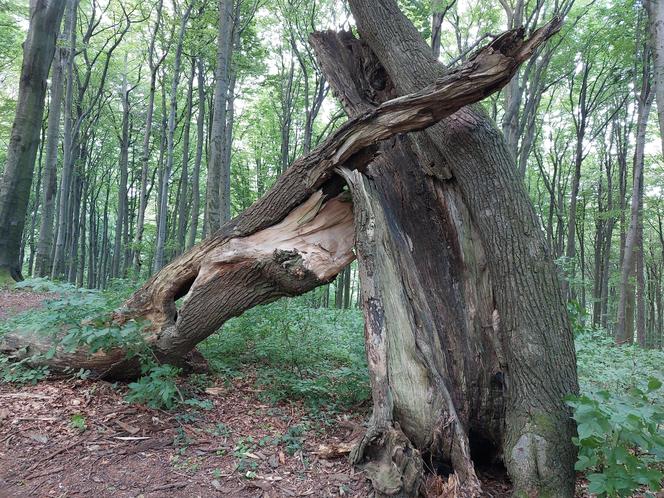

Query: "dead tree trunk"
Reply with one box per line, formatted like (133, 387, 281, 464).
(1, 18, 570, 496)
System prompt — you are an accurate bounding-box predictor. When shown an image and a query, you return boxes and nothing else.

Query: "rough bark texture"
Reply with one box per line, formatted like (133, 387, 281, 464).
(345, 1, 578, 496)
(647, 0, 664, 154)
(312, 30, 494, 495)
(617, 64, 653, 344)
(0, 0, 66, 282)
(205, 0, 235, 233)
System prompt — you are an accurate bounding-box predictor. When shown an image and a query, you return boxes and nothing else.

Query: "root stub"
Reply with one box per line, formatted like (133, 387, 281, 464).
(350, 424, 424, 497)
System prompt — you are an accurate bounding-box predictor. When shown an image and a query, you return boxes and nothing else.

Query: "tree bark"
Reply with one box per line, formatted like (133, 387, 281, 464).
(188, 57, 205, 250)
(51, 0, 78, 280)
(0, 0, 66, 282)
(134, 0, 165, 275)
(177, 61, 195, 255)
(112, 57, 132, 279)
(616, 46, 653, 344)
(34, 8, 70, 277)
(206, 0, 235, 233)
(153, 4, 192, 273)
(646, 0, 664, 154)
(345, 1, 577, 495)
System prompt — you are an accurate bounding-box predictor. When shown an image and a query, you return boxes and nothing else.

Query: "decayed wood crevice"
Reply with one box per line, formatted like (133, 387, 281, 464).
(153, 191, 355, 360)
(2, 189, 354, 376)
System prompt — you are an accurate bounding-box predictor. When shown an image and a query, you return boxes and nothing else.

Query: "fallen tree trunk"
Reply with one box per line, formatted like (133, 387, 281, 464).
(2, 21, 557, 381)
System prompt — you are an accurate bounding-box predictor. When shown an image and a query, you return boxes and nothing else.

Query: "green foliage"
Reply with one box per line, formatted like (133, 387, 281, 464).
(0, 280, 148, 384)
(234, 436, 260, 474)
(569, 325, 664, 496)
(2, 279, 142, 356)
(566, 380, 664, 497)
(69, 413, 87, 432)
(0, 354, 49, 384)
(576, 329, 664, 403)
(126, 364, 183, 410)
(276, 423, 307, 455)
(199, 297, 370, 412)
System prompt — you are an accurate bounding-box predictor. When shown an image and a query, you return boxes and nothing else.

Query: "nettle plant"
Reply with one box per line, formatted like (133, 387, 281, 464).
(566, 378, 664, 497)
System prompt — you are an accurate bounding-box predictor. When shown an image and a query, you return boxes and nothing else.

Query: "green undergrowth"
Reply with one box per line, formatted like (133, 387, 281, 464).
(199, 297, 370, 413)
(2, 280, 663, 496)
(568, 306, 664, 497)
(0, 278, 144, 383)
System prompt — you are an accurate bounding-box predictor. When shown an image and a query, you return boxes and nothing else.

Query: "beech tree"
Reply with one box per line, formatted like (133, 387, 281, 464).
(0, 1, 581, 494)
(0, 0, 66, 281)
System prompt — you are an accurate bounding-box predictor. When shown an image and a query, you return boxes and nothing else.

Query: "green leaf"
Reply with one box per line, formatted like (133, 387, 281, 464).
(587, 473, 607, 495)
(647, 377, 662, 392)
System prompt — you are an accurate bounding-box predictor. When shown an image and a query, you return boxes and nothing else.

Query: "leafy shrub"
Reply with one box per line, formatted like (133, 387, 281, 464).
(567, 378, 664, 497)
(576, 329, 664, 406)
(0, 354, 49, 384)
(1, 280, 149, 384)
(69, 413, 87, 431)
(1, 279, 145, 354)
(126, 364, 183, 409)
(569, 308, 664, 496)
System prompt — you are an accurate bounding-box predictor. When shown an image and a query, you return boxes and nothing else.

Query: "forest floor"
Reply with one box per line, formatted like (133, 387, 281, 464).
(0, 287, 371, 497)
(0, 287, 601, 498)
(0, 375, 521, 498)
(0, 375, 371, 498)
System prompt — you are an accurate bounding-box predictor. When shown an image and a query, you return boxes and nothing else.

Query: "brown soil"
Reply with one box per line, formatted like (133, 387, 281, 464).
(0, 288, 52, 321)
(0, 377, 371, 498)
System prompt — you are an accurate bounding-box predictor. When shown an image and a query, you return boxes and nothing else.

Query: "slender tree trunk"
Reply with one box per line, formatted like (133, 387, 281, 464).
(636, 167, 647, 346)
(0, 0, 66, 282)
(279, 59, 295, 175)
(112, 60, 131, 279)
(617, 56, 653, 344)
(77, 179, 87, 287)
(26, 126, 45, 277)
(67, 172, 83, 283)
(177, 61, 195, 254)
(154, 5, 192, 272)
(134, 0, 164, 275)
(206, 0, 234, 233)
(188, 58, 205, 249)
(35, 12, 69, 277)
(51, 0, 78, 279)
(562, 110, 587, 300)
(646, 0, 664, 153)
